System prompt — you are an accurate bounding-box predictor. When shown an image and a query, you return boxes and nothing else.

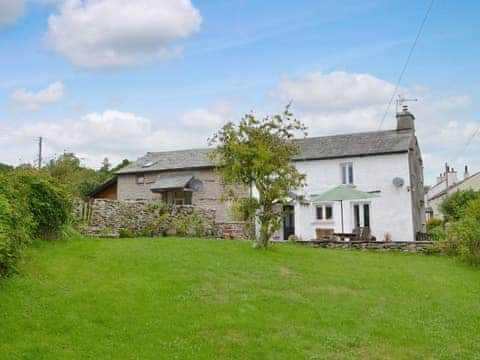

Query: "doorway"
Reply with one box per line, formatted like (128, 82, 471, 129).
(283, 205, 295, 240)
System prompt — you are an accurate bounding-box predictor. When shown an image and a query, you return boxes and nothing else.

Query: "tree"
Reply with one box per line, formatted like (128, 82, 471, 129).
(100, 157, 111, 173)
(44, 153, 111, 198)
(209, 105, 307, 248)
(111, 159, 131, 173)
(440, 190, 480, 223)
(0, 163, 13, 174)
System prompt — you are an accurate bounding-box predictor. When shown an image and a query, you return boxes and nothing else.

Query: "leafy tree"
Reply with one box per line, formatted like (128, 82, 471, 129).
(111, 159, 131, 173)
(209, 105, 307, 248)
(44, 153, 111, 198)
(0, 163, 13, 174)
(440, 190, 480, 222)
(10, 169, 73, 239)
(100, 157, 111, 172)
(447, 198, 480, 265)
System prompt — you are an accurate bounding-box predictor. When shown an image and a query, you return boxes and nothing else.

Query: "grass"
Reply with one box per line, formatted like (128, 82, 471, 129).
(1, 237, 479, 359)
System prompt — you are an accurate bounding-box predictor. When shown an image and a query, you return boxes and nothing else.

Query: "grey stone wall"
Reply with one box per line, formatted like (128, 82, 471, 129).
(117, 168, 248, 223)
(77, 199, 251, 240)
(297, 240, 434, 253)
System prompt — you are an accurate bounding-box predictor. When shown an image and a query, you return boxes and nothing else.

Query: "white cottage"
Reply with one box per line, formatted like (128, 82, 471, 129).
(115, 107, 425, 242)
(279, 107, 426, 242)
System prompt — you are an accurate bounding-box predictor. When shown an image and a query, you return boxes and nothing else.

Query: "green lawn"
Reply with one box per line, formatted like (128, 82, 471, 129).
(1, 237, 479, 359)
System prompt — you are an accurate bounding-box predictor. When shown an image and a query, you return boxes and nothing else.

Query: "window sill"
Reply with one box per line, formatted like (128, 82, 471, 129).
(311, 220, 335, 225)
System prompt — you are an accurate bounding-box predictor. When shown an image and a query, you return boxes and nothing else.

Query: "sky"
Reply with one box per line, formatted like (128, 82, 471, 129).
(0, 0, 479, 185)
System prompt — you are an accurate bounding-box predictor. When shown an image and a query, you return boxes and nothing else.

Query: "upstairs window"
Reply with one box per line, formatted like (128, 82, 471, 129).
(316, 205, 333, 220)
(136, 175, 145, 184)
(341, 163, 354, 185)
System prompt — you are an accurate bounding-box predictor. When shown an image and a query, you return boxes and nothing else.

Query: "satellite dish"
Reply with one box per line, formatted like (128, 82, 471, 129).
(393, 177, 405, 188)
(189, 179, 203, 192)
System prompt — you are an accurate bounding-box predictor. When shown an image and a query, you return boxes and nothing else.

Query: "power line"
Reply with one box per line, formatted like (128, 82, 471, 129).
(454, 123, 480, 160)
(378, 0, 435, 130)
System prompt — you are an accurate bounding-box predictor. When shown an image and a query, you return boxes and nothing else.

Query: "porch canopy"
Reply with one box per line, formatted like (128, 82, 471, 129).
(310, 186, 378, 233)
(150, 175, 193, 193)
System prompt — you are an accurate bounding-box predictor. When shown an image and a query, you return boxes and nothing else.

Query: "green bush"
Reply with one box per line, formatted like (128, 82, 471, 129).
(12, 170, 73, 239)
(0, 177, 33, 275)
(144, 212, 170, 237)
(119, 228, 136, 238)
(0, 170, 73, 275)
(440, 190, 480, 222)
(0, 194, 29, 275)
(171, 214, 205, 237)
(447, 199, 480, 265)
(426, 218, 443, 232)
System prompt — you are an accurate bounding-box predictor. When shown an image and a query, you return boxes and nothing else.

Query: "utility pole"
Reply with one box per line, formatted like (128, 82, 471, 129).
(38, 136, 43, 170)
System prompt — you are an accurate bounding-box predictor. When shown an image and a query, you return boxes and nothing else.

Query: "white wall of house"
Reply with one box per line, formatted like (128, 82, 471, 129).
(292, 153, 414, 242)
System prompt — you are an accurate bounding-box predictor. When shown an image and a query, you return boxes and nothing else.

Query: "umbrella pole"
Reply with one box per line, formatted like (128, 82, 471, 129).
(340, 200, 344, 233)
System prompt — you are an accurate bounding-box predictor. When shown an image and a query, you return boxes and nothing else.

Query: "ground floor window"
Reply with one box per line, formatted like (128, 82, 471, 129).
(353, 203, 370, 228)
(162, 190, 192, 205)
(316, 204, 333, 220)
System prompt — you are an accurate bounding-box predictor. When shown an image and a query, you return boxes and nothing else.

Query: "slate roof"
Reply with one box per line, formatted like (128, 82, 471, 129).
(116, 129, 414, 175)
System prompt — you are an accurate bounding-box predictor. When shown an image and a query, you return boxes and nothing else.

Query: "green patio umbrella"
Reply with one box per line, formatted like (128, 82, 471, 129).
(310, 186, 378, 233)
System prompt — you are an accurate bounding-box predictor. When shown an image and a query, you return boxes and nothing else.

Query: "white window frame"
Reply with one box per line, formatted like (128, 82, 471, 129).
(352, 202, 371, 228)
(341, 162, 354, 185)
(316, 203, 333, 221)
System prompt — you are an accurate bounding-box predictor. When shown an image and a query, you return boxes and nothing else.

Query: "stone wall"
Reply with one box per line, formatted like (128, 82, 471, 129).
(77, 199, 251, 240)
(214, 221, 254, 240)
(296, 240, 434, 253)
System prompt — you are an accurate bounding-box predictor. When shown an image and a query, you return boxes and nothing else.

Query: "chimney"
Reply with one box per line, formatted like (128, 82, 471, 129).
(396, 105, 415, 131)
(464, 165, 470, 180)
(436, 173, 444, 185)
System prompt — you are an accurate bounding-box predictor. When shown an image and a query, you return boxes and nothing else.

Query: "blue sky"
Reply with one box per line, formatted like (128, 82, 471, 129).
(0, 0, 479, 185)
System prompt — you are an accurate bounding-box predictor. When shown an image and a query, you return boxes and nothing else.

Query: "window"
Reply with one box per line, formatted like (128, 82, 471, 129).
(316, 204, 333, 220)
(341, 163, 354, 185)
(163, 190, 192, 205)
(136, 175, 145, 184)
(353, 203, 370, 228)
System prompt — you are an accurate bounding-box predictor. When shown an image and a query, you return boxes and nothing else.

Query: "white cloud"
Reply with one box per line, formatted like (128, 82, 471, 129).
(0, 0, 25, 29)
(11, 81, 65, 111)
(45, 0, 202, 69)
(179, 100, 232, 130)
(273, 70, 480, 185)
(275, 71, 395, 112)
(0, 109, 213, 168)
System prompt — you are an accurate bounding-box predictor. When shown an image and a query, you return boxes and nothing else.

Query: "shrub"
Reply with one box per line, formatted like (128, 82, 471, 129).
(0, 175, 33, 275)
(119, 228, 135, 238)
(440, 190, 480, 222)
(171, 214, 205, 237)
(0, 195, 29, 275)
(144, 212, 170, 237)
(447, 199, 480, 265)
(12, 170, 73, 239)
(426, 218, 443, 232)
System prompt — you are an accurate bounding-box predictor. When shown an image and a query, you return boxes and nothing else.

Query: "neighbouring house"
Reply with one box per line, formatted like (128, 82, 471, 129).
(426, 165, 480, 219)
(115, 106, 425, 242)
(115, 151, 249, 223)
(86, 176, 118, 200)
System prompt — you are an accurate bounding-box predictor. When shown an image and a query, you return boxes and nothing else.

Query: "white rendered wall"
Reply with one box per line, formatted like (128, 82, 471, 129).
(293, 153, 414, 242)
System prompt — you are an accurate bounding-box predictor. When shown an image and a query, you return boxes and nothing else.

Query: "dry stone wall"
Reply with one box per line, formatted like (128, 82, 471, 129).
(77, 199, 251, 240)
(297, 240, 434, 253)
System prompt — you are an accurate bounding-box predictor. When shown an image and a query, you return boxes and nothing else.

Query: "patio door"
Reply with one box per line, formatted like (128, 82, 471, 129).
(283, 205, 295, 240)
(353, 203, 370, 228)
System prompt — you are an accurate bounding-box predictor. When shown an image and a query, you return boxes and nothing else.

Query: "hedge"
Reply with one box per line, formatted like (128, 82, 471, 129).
(0, 170, 73, 275)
